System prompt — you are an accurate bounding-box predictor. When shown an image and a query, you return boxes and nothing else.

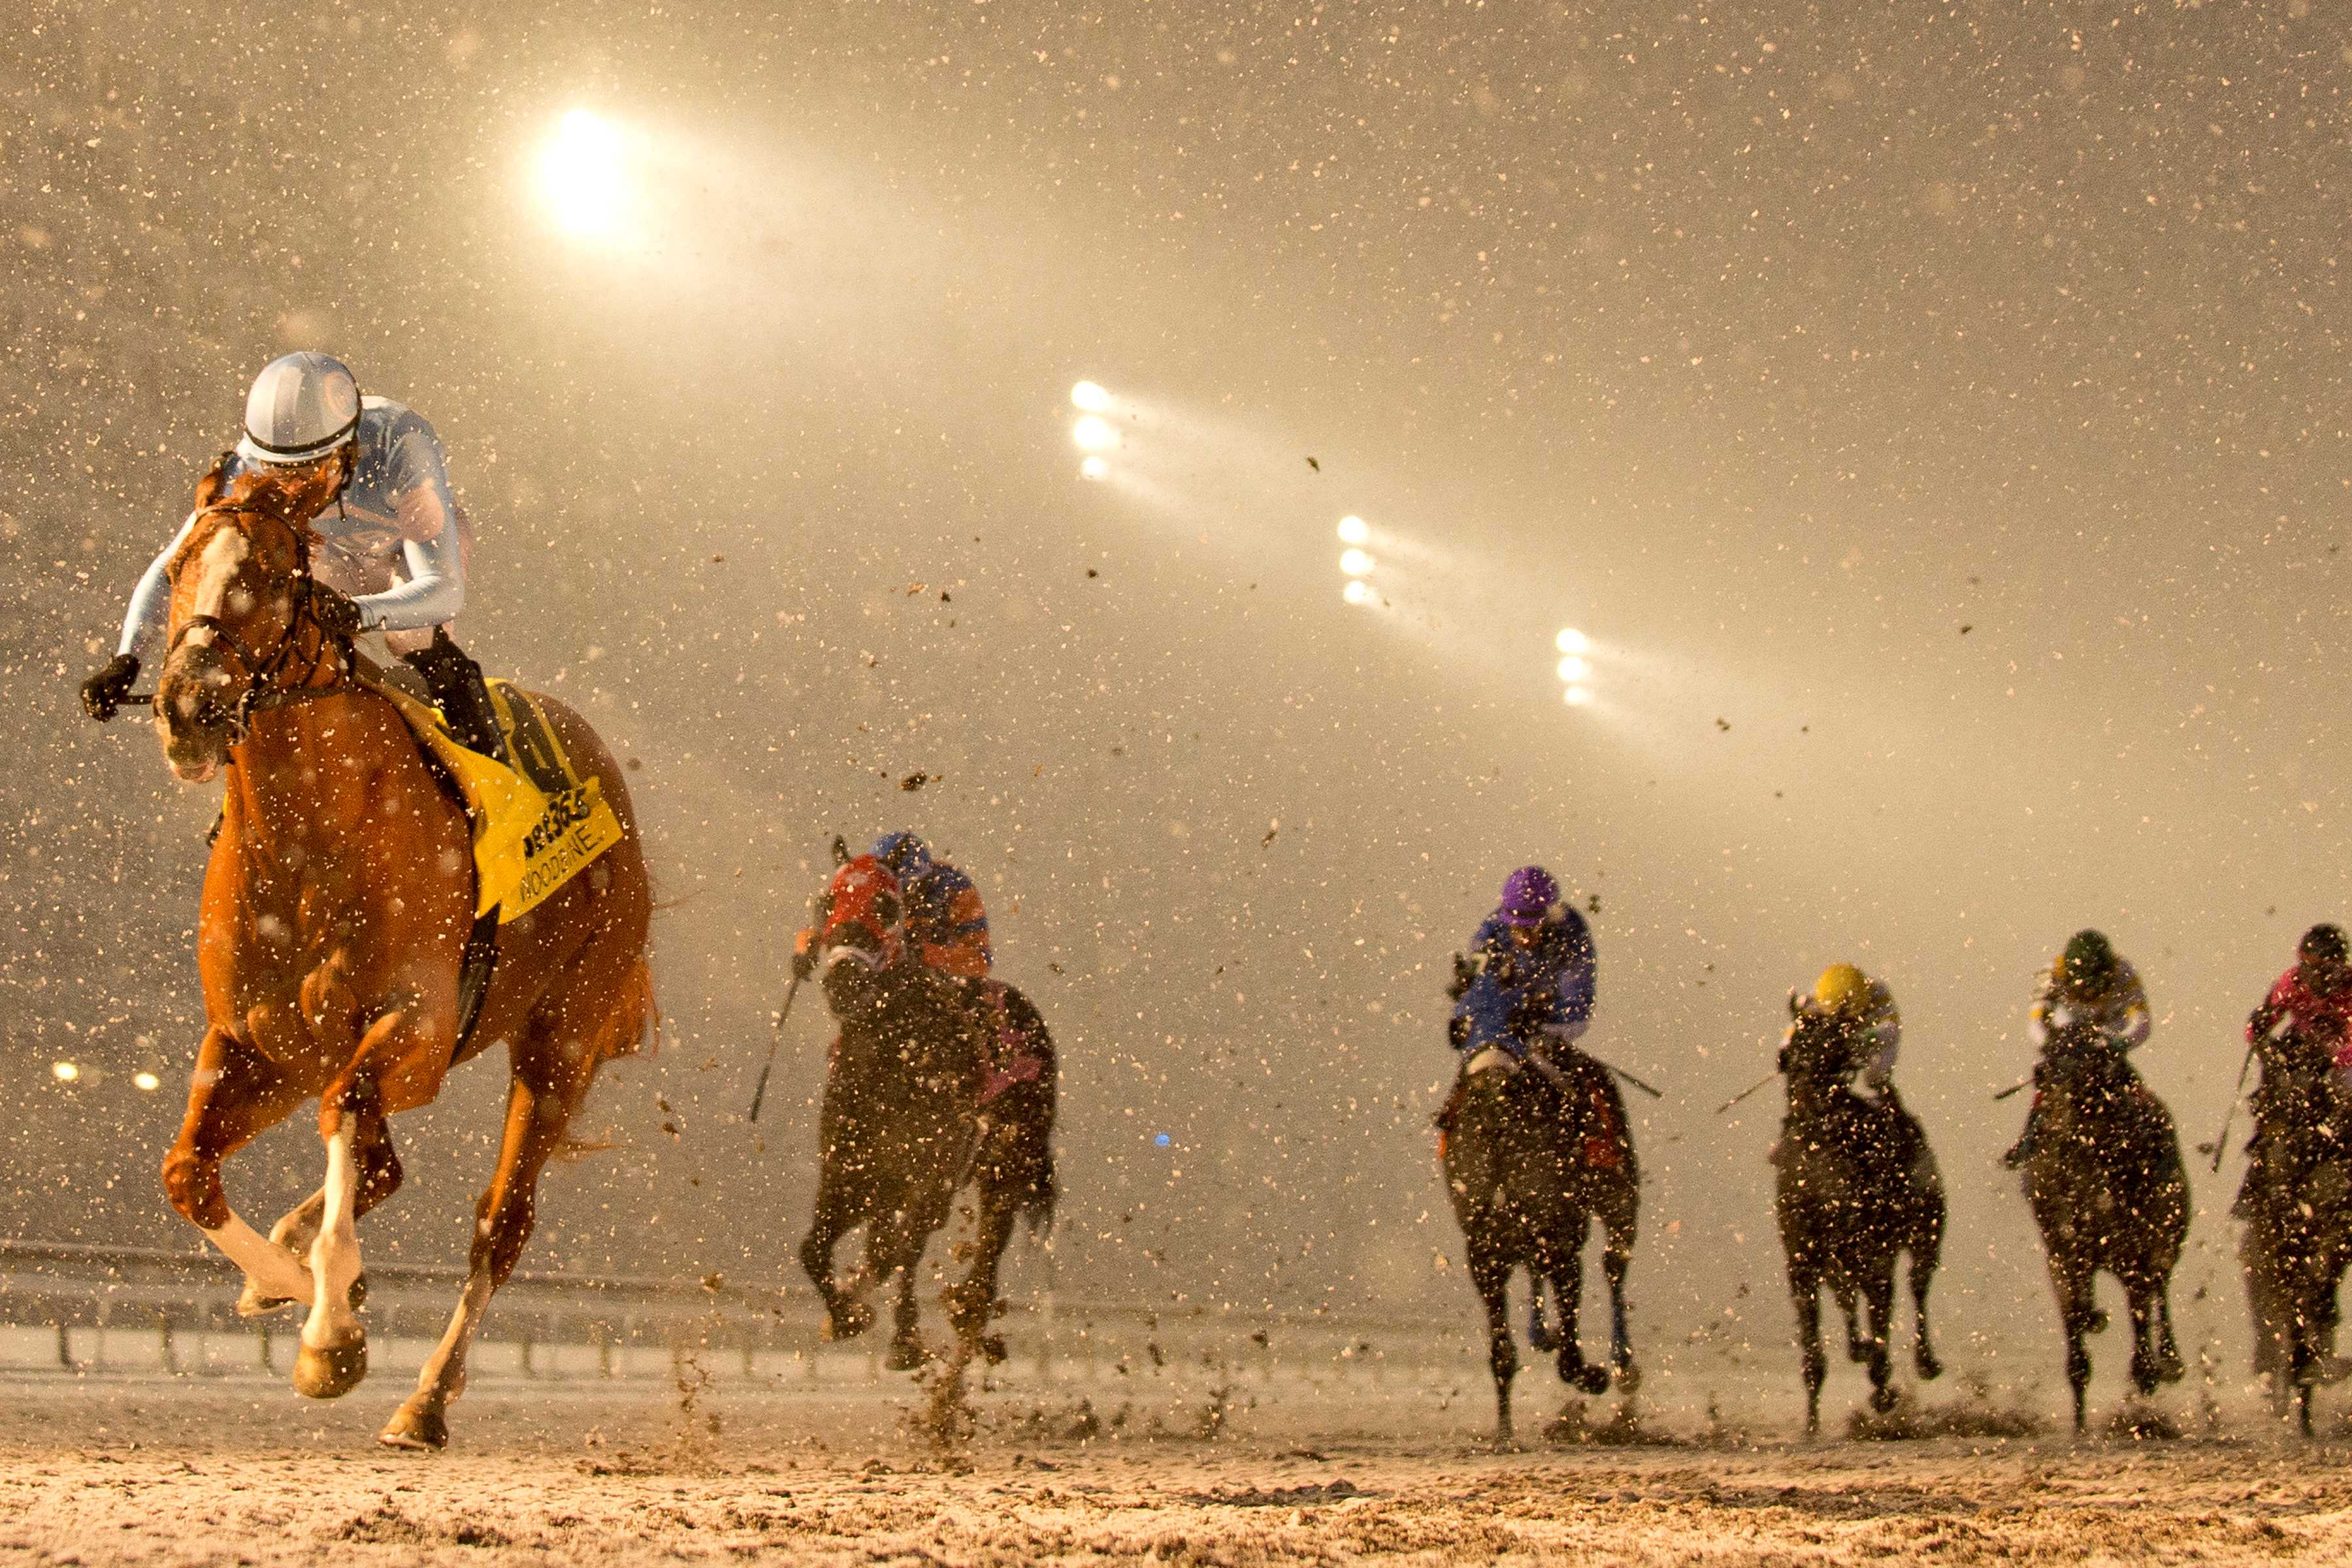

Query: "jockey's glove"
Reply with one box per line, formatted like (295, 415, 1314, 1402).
(791, 948, 819, 983)
(79, 653, 140, 721)
(310, 583, 368, 640)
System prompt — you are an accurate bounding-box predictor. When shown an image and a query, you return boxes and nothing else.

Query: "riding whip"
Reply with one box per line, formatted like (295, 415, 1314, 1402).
(1992, 1076, 2034, 1102)
(1716, 1070, 1774, 1116)
(1595, 1058, 1665, 1100)
(2204, 1045, 2256, 1175)
(749, 864, 837, 1123)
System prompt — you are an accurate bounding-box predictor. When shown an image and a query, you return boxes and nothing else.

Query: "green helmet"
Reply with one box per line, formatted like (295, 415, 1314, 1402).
(2060, 928, 2116, 994)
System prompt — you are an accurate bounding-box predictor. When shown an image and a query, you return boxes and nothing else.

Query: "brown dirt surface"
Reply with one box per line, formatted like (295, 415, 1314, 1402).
(3, 1379, 2351, 1565)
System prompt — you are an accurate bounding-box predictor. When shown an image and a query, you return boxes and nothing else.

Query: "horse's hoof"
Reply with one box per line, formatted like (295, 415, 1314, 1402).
(885, 1338, 930, 1373)
(1869, 1384, 1899, 1415)
(823, 1301, 875, 1342)
(981, 1333, 1009, 1365)
(292, 1337, 368, 1399)
(1614, 1360, 1642, 1395)
(2085, 1310, 2110, 1335)
(1916, 1348, 1944, 1381)
(1560, 1359, 1609, 1396)
(378, 1398, 449, 1452)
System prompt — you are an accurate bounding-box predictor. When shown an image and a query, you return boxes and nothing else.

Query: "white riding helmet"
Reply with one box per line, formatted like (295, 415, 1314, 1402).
(235, 351, 362, 466)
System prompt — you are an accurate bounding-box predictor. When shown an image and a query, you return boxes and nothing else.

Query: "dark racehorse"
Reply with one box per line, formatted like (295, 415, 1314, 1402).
(1772, 1007, 1945, 1434)
(1440, 1043, 1639, 1446)
(796, 855, 1057, 1370)
(2237, 1025, 2352, 1434)
(2017, 1019, 2187, 1431)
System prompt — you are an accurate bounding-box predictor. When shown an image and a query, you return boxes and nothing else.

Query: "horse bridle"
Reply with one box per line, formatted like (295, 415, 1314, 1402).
(150, 503, 351, 747)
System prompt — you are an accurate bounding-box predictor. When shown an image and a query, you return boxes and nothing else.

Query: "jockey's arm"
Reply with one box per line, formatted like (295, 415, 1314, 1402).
(114, 514, 199, 664)
(352, 516, 465, 631)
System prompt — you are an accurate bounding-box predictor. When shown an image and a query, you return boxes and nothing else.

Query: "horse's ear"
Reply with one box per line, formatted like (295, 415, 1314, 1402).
(1787, 988, 1802, 1019)
(831, 835, 851, 866)
(193, 451, 237, 508)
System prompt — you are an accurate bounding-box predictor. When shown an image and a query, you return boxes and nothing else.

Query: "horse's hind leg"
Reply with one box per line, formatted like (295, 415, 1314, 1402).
(379, 987, 613, 1450)
(868, 1205, 936, 1372)
(947, 1176, 1024, 1367)
(1835, 1281, 1869, 1364)
(162, 1027, 317, 1315)
(1599, 1184, 1637, 1392)
(1551, 1239, 1609, 1396)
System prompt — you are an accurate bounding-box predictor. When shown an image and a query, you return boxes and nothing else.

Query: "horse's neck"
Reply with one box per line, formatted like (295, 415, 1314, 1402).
(225, 694, 419, 857)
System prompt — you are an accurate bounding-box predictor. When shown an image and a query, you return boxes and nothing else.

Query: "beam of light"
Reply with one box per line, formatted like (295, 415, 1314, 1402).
(1337, 515, 1369, 546)
(1556, 657, 1590, 681)
(1073, 414, 1116, 450)
(1343, 580, 1374, 606)
(1563, 685, 1593, 707)
(1080, 455, 1109, 480)
(51, 1060, 78, 1083)
(133, 1071, 161, 1092)
(1339, 548, 1375, 577)
(1556, 627, 1590, 655)
(1071, 381, 1112, 412)
(538, 110, 627, 235)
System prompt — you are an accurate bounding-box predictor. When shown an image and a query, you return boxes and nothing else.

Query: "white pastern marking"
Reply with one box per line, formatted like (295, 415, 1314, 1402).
(303, 1122, 365, 1349)
(203, 1213, 313, 1303)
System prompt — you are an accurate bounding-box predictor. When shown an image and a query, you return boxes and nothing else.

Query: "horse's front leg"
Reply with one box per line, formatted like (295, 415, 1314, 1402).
(1792, 1274, 1827, 1436)
(161, 1026, 314, 1315)
(1861, 1266, 1898, 1414)
(294, 1038, 400, 1400)
(1602, 1209, 1638, 1392)
(799, 1184, 873, 1343)
(1469, 1247, 1518, 1448)
(1551, 1239, 1609, 1395)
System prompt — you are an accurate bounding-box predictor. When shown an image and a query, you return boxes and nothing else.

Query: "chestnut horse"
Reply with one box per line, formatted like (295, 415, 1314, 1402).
(142, 461, 652, 1450)
(798, 855, 1057, 1371)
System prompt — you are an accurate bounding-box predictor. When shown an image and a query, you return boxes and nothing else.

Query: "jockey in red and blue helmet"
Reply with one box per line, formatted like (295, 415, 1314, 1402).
(1448, 865, 1596, 1056)
(871, 832, 993, 978)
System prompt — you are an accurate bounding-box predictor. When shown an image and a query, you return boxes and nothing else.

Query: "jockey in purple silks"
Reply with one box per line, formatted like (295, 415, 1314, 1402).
(1448, 865, 1597, 1062)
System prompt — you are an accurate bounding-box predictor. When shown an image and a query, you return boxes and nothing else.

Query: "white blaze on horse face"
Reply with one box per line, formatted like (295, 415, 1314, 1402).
(302, 1120, 366, 1351)
(183, 527, 250, 649)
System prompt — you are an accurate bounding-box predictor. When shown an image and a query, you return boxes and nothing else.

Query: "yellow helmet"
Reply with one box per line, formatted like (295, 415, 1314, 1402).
(1814, 962, 1870, 1017)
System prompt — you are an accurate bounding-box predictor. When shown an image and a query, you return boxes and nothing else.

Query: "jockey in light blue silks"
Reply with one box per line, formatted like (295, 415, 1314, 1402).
(1448, 864, 1597, 1060)
(80, 351, 506, 761)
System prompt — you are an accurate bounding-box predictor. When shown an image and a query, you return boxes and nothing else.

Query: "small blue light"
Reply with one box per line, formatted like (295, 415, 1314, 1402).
(1154, 1132, 1171, 1148)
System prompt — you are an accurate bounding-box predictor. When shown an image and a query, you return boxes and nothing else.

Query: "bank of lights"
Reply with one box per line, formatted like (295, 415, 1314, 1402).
(1556, 628, 1593, 706)
(134, 1071, 161, 1092)
(51, 1060, 78, 1083)
(1337, 517, 1381, 606)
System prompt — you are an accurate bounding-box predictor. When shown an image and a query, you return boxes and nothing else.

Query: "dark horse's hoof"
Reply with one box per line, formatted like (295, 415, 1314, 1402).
(885, 1336, 930, 1373)
(1869, 1384, 1899, 1415)
(981, 1333, 1009, 1365)
(1916, 1346, 1944, 1381)
(1560, 1358, 1610, 1396)
(823, 1301, 875, 1342)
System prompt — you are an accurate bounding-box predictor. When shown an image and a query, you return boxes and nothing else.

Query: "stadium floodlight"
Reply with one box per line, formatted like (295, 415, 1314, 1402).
(1073, 414, 1115, 450)
(1336, 515, 1369, 546)
(1556, 657, 1590, 681)
(1555, 627, 1589, 656)
(51, 1060, 78, 1083)
(1339, 548, 1375, 578)
(1070, 381, 1112, 412)
(1563, 685, 1593, 707)
(1342, 580, 1373, 606)
(133, 1071, 161, 1092)
(1080, 455, 1109, 480)
(539, 110, 627, 235)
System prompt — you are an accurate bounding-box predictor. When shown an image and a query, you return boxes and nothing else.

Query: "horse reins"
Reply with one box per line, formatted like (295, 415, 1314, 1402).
(134, 502, 352, 746)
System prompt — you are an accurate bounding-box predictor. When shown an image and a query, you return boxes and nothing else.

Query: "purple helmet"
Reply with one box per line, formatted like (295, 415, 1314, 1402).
(1497, 865, 1559, 927)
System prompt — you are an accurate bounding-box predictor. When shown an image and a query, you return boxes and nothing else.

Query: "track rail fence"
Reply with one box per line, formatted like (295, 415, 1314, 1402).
(0, 1239, 1477, 1394)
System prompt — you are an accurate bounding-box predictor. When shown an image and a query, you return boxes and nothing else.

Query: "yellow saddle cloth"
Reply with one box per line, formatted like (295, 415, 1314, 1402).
(361, 674, 624, 923)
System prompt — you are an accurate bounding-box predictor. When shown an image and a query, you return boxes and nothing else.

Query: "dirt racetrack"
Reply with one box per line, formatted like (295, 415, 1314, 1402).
(4, 1376, 2351, 1566)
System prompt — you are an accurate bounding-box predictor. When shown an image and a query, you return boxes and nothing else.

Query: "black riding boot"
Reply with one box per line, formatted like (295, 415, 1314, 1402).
(402, 629, 509, 762)
(2002, 1100, 2044, 1169)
